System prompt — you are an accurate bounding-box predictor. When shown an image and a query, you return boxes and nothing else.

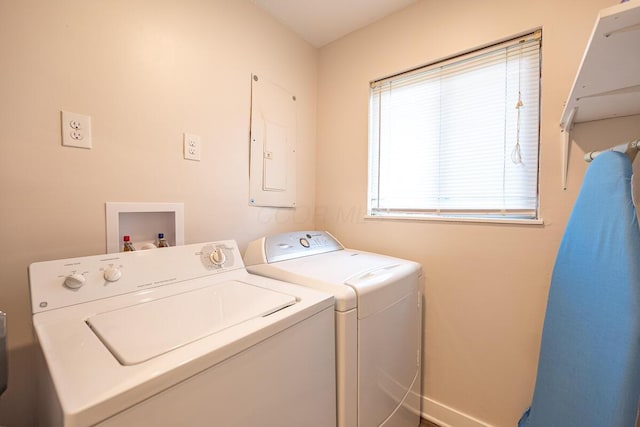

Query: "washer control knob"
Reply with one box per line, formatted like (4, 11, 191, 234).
(209, 248, 226, 266)
(64, 273, 85, 290)
(103, 266, 122, 282)
(299, 238, 310, 248)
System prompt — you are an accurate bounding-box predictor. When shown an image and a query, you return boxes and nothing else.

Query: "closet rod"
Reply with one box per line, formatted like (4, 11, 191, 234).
(584, 139, 639, 163)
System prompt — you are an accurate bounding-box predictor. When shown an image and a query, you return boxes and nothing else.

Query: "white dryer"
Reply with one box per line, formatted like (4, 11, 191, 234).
(29, 240, 336, 427)
(244, 231, 422, 427)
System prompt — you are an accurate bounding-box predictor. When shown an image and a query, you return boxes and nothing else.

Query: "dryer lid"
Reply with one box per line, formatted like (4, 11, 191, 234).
(247, 250, 420, 313)
(86, 280, 295, 365)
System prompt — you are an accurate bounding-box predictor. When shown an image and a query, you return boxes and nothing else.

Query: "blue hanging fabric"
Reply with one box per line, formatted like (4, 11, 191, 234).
(520, 151, 640, 427)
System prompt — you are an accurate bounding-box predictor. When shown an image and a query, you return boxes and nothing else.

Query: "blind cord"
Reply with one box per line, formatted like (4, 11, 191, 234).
(511, 45, 524, 165)
(511, 90, 523, 164)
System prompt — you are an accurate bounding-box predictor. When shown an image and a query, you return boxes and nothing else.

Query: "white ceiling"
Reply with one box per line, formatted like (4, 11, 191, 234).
(251, 0, 418, 48)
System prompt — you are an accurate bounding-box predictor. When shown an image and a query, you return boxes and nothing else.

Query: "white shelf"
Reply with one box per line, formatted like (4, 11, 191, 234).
(561, 1, 640, 127)
(560, 1, 640, 188)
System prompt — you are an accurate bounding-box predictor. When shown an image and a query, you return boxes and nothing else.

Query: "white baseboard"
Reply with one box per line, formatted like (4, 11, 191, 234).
(421, 396, 492, 427)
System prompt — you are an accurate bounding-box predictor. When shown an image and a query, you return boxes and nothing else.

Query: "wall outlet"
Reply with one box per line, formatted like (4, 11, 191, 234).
(183, 133, 201, 161)
(61, 111, 92, 149)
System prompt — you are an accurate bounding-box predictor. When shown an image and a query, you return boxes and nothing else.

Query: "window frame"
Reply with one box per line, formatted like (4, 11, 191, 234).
(366, 31, 543, 224)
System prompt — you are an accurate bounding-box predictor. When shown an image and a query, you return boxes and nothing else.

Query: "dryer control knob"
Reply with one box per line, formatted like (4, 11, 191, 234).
(209, 248, 226, 266)
(64, 273, 85, 290)
(103, 266, 122, 282)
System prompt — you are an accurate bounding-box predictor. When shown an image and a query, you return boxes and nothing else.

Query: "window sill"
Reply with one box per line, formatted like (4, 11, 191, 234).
(364, 214, 545, 225)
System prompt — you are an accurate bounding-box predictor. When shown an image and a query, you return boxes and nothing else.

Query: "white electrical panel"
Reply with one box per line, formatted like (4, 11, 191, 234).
(263, 122, 287, 191)
(249, 74, 296, 208)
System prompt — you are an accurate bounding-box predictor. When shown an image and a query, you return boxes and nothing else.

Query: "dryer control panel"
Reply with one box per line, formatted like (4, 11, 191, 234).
(245, 231, 344, 265)
(29, 241, 243, 313)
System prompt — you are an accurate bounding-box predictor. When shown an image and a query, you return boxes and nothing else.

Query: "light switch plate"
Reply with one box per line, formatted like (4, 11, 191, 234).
(183, 133, 201, 161)
(61, 111, 92, 149)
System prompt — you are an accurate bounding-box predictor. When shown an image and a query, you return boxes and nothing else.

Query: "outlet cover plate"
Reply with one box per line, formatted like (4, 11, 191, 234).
(183, 133, 201, 161)
(61, 111, 92, 149)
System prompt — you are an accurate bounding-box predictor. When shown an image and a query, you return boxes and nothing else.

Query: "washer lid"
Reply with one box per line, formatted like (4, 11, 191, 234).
(86, 280, 296, 365)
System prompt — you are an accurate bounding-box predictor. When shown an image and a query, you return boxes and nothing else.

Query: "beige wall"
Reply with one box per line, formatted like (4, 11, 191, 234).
(2, 0, 639, 426)
(0, 1, 317, 424)
(316, 0, 640, 426)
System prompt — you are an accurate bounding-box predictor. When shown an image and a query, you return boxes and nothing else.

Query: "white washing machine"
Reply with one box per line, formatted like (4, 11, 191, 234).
(244, 231, 422, 427)
(29, 240, 336, 427)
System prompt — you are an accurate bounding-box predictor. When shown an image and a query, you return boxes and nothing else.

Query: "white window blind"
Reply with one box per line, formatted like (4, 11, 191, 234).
(368, 32, 541, 220)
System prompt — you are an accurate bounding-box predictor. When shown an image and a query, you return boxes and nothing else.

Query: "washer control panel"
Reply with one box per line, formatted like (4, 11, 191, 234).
(29, 240, 243, 313)
(260, 231, 344, 263)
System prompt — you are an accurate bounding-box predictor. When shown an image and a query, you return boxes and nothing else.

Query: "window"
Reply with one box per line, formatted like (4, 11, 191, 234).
(368, 32, 541, 221)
